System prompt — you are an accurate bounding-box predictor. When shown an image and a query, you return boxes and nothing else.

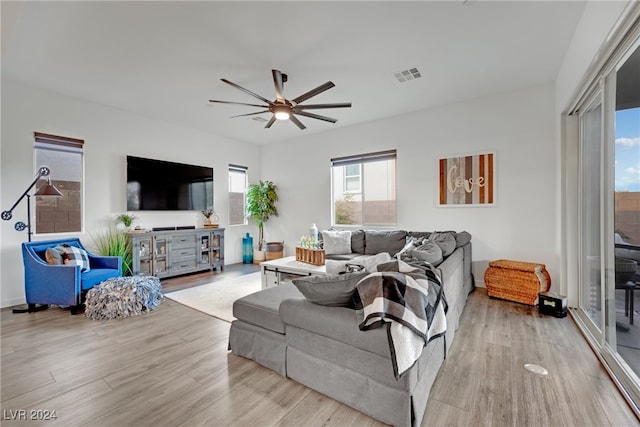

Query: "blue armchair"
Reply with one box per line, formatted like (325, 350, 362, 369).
(22, 238, 122, 314)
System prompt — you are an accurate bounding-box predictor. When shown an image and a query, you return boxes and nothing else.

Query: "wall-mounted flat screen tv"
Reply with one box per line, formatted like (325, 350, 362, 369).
(126, 155, 213, 211)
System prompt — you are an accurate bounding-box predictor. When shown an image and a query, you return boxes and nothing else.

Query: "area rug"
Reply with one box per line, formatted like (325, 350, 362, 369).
(164, 272, 262, 322)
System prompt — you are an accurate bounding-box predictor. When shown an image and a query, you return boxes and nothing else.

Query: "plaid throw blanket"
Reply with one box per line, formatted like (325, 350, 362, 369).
(353, 260, 447, 378)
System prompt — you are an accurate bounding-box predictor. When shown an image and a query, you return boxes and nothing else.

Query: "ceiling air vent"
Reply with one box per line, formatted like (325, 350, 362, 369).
(393, 67, 422, 83)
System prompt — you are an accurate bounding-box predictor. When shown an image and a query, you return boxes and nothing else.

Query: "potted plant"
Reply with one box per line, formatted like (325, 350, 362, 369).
(116, 213, 136, 230)
(246, 180, 278, 261)
(92, 228, 133, 276)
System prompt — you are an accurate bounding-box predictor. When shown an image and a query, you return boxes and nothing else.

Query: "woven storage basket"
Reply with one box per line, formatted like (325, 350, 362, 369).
(484, 259, 551, 305)
(295, 247, 325, 266)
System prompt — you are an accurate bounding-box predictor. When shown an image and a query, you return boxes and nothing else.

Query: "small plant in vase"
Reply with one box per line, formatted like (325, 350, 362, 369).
(116, 213, 136, 230)
(201, 209, 219, 227)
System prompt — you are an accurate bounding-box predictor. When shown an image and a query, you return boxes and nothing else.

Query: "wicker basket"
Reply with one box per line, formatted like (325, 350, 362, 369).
(484, 259, 551, 305)
(295, 247, 325, 266)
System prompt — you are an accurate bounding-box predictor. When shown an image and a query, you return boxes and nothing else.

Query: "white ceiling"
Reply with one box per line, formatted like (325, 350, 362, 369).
(1, 1, 586, 145)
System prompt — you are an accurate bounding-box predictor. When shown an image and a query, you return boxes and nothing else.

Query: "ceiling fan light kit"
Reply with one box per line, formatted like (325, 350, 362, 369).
(209, 69, 351, 130)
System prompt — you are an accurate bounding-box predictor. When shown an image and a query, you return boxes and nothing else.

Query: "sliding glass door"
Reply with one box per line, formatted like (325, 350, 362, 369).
(574, 37, 640, 414)
(579, 95, 604, 333)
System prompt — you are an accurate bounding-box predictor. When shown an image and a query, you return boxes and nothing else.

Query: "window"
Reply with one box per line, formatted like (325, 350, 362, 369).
(344, 164, 361, 193)
(34, 132, 83, 234)
(331, 150, 396, 226)
(228, 164, 247, 225)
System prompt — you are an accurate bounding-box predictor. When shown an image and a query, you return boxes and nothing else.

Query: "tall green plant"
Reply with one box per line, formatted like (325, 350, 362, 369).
(246, 180, 278, 251)
(92, 228, 133, 276)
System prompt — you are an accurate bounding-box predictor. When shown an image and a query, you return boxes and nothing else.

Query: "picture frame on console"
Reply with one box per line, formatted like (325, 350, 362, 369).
(438, 151, 495, 207)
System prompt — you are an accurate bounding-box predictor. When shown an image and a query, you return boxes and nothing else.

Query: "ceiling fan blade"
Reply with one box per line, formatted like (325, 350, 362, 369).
(289, 115, 307, 130)
(209, 99, 268, 108)
(291, 81, 335, 104)
(264, 115, 277, 128)
(294, 110, 338, 123)
(295, 102, 352, 110)
(221, 78, 273, 105)
(229, 110, 270, 118)
(272, 70, 285, 102)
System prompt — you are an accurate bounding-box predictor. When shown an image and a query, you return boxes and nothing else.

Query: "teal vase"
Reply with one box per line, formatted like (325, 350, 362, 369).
(242, 233, 253, 264)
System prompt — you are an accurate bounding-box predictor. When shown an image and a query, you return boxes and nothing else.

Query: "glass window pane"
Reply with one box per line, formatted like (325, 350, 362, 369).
(580, 100, 603, 330)
(34, 142, 83, 234)
(362, 158, 396, 225)
(331, 152, 395, 226)
(228, 167, 247, 226)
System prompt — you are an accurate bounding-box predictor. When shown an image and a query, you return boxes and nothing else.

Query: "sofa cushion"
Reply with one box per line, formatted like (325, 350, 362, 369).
(280, 298, 392, 358)
(292, 272, 368, 307)
(81, 268, 121, 291)
(364, 230, 407, 256)
(232, 283, 303, 334)
(322, 230, 353, 255)
(351, 229, 366, 254)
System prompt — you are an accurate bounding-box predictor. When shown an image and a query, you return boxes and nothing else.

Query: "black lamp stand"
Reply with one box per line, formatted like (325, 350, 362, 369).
(2, 166, 63, 313)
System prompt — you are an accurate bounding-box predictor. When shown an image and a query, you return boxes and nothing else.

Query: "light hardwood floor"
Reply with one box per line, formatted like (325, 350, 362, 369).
(1, 266, 639, 426)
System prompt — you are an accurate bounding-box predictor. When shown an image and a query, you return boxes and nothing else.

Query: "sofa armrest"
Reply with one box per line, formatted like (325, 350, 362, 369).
(23, 252, 82, 305)
(89, 254, 122, 273)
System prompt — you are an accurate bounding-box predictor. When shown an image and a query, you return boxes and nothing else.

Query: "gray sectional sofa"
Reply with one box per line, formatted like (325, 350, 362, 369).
(229, 230, 474, 427)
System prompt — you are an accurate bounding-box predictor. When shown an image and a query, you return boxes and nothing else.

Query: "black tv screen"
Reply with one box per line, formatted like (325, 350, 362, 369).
(126, 156, 213, 211)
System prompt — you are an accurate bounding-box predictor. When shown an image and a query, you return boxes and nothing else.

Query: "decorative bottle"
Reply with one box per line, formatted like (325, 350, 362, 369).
(242, 232, 254, 264)
(310, 223, 319, 243)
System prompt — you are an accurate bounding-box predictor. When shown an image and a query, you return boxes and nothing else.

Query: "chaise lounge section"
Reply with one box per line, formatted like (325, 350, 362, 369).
(229, 230, 473, 426)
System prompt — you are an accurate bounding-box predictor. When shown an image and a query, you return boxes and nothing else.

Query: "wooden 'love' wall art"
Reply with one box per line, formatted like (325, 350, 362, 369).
(438, 152, 495, 206)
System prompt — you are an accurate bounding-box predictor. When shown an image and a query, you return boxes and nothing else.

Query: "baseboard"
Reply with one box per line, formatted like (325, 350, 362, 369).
(1, 297, 26, 309)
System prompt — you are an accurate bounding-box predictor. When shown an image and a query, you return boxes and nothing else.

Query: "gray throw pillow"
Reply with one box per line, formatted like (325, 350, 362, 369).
(428, 232, 457, 257)
(351, 229, 366, 254)
(455, 231, 472, 247)
(321, 230, 353, 255)
(410, 241, 443, 265)
(292, 272, 369, 307)
(364, 230, 408, 256)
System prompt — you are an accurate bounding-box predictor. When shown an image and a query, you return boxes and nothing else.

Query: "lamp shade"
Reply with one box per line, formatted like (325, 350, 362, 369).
(35, 178, 63, 197)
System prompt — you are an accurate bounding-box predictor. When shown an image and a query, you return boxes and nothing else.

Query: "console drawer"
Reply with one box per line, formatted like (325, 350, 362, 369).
(171, 234, 196, 249)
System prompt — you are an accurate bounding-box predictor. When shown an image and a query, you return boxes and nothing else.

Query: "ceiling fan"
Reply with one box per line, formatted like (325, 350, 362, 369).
(209, 69, 351, 130)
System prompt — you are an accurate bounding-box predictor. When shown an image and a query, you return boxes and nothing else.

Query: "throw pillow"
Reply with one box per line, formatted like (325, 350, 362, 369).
(292, 272, 369, 307)
(364, 230, 408, 256)
(61, 245, 91, 272)
(325, 260, 349, 275)
(410, 241, 443, 265)
(362, 252, 393, 272)
(350, 229, 366, 254)
(321, 230, 352, 255)
(455, 231, 472, 247)
(45, 247, 64, 265)
(428, 232, 457, 257)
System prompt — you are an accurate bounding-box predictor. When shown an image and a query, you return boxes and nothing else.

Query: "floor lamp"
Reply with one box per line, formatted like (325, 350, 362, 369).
(1, 166, 63, 313)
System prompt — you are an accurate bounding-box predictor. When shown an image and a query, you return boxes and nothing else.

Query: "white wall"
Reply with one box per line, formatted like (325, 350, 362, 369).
(261, 84, 558, 287)
(1, 78, 262, 307)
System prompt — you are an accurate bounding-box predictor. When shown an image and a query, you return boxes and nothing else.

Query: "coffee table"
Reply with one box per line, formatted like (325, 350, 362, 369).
(260, 256, 327, 289)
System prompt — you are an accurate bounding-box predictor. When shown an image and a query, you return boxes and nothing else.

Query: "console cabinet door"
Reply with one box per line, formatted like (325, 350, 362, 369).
(152, 236, 169, 277)
(130, 236, 153, 276)
(210, 230, 224, 271)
